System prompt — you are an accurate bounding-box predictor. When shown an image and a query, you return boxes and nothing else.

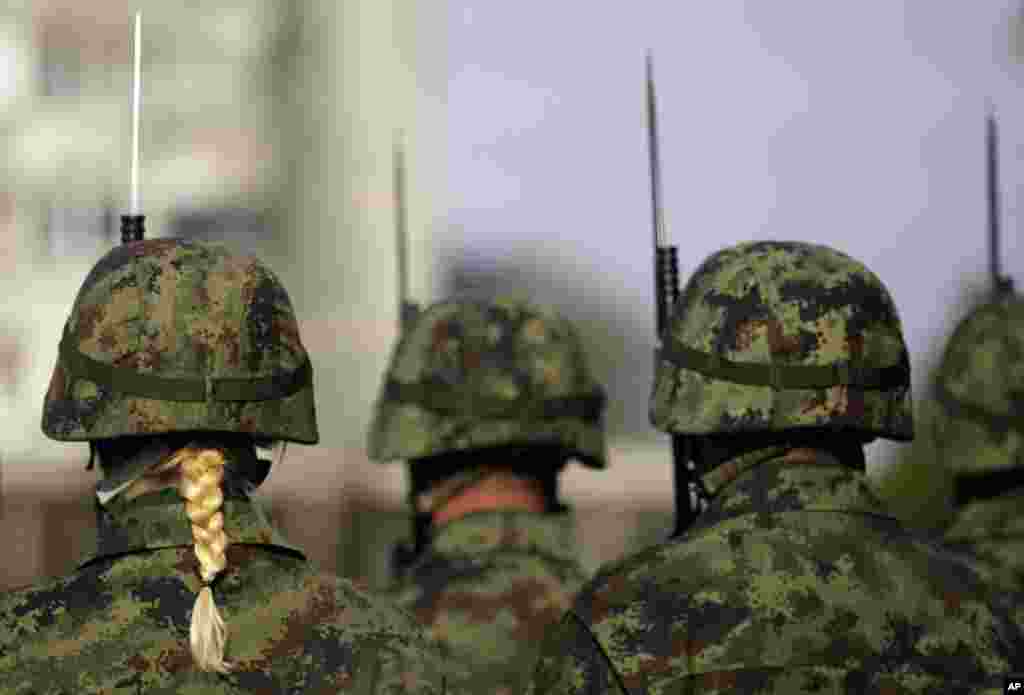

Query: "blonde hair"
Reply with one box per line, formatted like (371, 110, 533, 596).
(131, 447, 232, 673)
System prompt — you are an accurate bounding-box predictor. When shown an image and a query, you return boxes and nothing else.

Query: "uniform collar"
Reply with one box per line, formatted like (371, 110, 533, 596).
(696, 446, 890, 523)
(77, 488, 305, 569)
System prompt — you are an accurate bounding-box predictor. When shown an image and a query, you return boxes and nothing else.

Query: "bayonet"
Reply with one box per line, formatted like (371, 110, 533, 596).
(121, 12, 145, 244)
(987, 106, 1013, 297)
(648, 54, 678, 339)
(395, 134, 419, 328)
(646, 54, 702, 536)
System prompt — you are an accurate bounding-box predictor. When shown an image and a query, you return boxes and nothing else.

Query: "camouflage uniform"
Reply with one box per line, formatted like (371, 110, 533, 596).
(0, 239, 447, 693)
(368, 298, 607, 694)
(387, 510, 586, 694)
(529, 241, 1020, 694)
(0, 490, 447, 694)
(934, 297, 1024, 600)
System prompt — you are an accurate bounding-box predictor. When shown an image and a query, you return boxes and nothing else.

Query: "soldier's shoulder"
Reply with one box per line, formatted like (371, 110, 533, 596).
(232, 568, 448, 692)
(0, 569, 95, 645)
(287, 566, 432, 638)
(569, 513, 988, 630)
(316, 574, 450, 692)
(570, 537, 691, 629)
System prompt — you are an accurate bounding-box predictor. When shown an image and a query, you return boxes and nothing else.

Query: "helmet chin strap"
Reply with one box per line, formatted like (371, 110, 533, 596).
(256, 441, 287, 469)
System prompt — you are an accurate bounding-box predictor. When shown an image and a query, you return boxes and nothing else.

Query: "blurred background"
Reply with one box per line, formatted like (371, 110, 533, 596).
(2, 0, 1024, 591)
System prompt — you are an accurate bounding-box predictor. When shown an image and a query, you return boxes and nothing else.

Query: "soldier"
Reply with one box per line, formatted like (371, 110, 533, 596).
(367, 297, 608, 694)
(528, 241, 1021, 693)
(936, 297, 1024, 599)
(0, 238, 447, 693)
(934, 110, 1024, 614)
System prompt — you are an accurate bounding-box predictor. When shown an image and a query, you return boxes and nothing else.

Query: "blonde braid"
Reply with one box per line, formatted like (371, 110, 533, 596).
(166, 447, 232, 673)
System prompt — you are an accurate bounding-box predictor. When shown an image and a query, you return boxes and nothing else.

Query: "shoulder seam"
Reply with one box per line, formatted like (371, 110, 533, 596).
(567, 610, 631, 695)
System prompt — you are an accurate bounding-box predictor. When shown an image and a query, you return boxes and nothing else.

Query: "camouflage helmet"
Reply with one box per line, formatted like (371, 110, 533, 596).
(367, 297, 607, 468)
(42, 238, 318, 445)
(932, 296, 1024, 476)
(650, 241, 913, 439)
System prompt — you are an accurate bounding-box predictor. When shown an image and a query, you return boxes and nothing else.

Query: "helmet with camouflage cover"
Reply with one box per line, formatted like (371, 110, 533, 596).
(42, 238, 318, 447)
(367, 297, 607, 468)
(932, 295, 1024, 476)
(650, 240, 912, 439)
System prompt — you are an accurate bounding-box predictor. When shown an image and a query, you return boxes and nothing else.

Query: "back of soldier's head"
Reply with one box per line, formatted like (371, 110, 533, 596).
(650, 240, 913, 477)
(367, 296, 608, 475)
(43, 238, 317, 447)
(933, 295, 1024, 504)
(39, 237, 317, 674)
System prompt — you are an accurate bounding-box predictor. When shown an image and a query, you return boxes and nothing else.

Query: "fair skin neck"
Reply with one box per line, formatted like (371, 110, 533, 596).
(431, 470, 548, 526)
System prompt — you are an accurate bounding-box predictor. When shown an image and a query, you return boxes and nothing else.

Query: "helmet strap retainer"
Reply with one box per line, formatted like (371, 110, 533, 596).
(658, 340, 909, 392)
(59, 325, 313, 404)
(382, 379, 606, 422)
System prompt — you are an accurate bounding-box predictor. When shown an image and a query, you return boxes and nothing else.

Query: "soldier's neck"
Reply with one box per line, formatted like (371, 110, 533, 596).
(429, 470, 547, 526)
(82, 488, 304, 566)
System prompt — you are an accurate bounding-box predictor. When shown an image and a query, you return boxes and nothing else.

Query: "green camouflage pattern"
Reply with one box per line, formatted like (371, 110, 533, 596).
(83, 485, 303, 561)
(944, 490, 1024, 640)
(930, 298, 1024, 626)
(527, 449, 1020, 694)
(932, 296, 1024, 475)
(650, 241, 913, 440)
(945, 489, 1024, 594)
(0, 491, 447, 694)
(387, 510, 586, 695)
(41, 238, 318, 444)
(367, 298, 606, 467)
(873, 398, 958, 533)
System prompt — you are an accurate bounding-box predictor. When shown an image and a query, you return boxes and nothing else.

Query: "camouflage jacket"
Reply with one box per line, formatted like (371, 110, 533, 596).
(388, 509, 586, 695)
(0, 489, 448, 694)
(944, 488, 1024, 592)
(528, 448, 1021, 694)
(944, 488, 1024, 635)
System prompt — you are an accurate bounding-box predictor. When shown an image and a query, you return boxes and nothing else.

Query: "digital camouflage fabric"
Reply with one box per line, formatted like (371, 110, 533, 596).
(871, 400, 958, 533)
(387, 509, 586, 695)
(932, 296, 1024, 477)
(42, 238, 318, 446)
(14, 237, 450, 692)
(367, 298, 606, 468)
(0, 490, 448, 694)
(528, 449, 1021, 694)
(650, 241, 913, 440)
(871, 279, 996, 534)
(934, 298, 1024, 597)
(945, 490, 1024, 597)
(527, 242, 1017, 693)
